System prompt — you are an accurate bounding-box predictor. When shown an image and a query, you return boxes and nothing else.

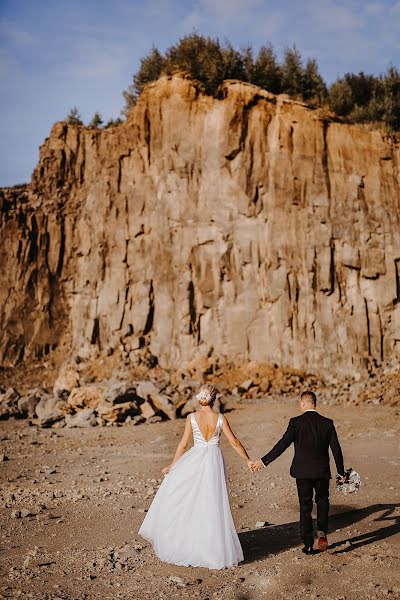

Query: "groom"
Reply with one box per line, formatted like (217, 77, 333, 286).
(252, 391, 346, 554)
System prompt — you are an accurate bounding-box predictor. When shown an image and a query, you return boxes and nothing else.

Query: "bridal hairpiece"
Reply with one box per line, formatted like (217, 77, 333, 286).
(196, 389, 212, 403)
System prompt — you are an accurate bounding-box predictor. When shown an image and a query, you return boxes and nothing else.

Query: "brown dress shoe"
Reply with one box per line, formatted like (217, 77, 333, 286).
(317, 535, 328, 552)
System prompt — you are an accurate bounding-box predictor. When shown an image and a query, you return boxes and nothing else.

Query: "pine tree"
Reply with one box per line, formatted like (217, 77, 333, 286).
(302, 58, 327, 102)
(88, 112, 103, 128)
(165, 33, 224, 95)
(251, 45, 281, 94)
(383, 65, 400, 130)
(66, 106, 83, 126)
(221, 42, 247, 81)
(105, 117, 124, 128)
(281, 45, 304, 97)
(122, 46, 165, 115)
(241, 46, 254, 82)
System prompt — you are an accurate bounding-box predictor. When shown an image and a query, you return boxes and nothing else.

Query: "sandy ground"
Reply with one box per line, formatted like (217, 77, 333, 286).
(0, 396, 399, 600)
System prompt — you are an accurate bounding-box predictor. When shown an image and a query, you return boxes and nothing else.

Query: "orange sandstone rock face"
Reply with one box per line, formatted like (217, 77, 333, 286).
(0, 75, 399, 377)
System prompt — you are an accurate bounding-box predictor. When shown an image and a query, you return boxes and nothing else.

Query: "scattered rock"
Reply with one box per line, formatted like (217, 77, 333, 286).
(102, 380, 141, 405)
(0, 387, 20, 419)
(36, 512, 54, 521)
(255, 521, 269, 527)
(169, 575, 186, 587)
(136, 381, 176, 420)
(53, 362, 80, 399)
(147, 415, 163, 423)
(180, 395, 199, 416)
(96, 400, 139, 423)
(65, 408, 97, 428)
(17, 387, 50, 418)
(35, 396, 66, 427)
(131, 415, 145, 425)
(140, 401, 156, 420)
(67, 385, 105, 410)
(238, 379, 253, 393)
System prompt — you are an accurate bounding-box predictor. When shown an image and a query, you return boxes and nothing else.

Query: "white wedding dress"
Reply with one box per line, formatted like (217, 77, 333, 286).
(138, 413, 244, 569)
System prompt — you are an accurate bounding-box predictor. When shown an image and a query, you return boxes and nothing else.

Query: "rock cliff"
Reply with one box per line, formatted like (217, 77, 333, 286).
(1, 75, 400, 378)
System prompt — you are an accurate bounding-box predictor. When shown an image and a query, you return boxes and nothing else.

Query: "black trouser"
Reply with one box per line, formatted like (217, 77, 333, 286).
(295, 478, 330, 546)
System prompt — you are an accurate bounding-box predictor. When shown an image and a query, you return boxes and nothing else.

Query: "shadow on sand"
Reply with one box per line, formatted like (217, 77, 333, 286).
(239, 503, 400, 563)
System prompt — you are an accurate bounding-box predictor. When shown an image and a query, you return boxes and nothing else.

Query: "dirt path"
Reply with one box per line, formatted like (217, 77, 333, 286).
(0, 398, 399, 599)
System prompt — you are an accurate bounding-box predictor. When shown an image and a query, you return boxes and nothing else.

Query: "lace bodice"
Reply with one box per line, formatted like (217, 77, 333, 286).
(190, 413, 223, 446)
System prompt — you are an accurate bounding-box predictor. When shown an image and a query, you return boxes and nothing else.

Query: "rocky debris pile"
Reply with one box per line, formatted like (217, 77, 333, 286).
(0, 377, 177, 429)
(1, 355, 398, 430)
(0, 356, 321, 428)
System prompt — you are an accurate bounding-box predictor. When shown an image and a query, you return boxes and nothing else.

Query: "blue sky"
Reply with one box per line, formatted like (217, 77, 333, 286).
(1, 0, 399, 187)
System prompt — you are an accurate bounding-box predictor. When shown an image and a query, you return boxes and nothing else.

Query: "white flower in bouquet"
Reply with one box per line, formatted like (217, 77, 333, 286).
(336, 468, 363, 494)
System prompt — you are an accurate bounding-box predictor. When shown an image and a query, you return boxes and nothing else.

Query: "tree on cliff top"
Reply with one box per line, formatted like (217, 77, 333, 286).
(122, 46, 165, 115)
(122, 34, 249, 111)
(88, 112, 103, 128)
(302, 58, 327, 103)
(250, 45, 281, 95)
(280, 45, 304, 98)
(66, 106, 83, 126)
(121, 34, 400, 131)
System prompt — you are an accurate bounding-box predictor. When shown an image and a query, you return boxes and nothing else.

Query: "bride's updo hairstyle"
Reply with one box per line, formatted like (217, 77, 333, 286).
(196, 384, 218, 407)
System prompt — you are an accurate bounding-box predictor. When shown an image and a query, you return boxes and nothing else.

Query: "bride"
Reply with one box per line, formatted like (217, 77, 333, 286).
(138, 384, 255, 569)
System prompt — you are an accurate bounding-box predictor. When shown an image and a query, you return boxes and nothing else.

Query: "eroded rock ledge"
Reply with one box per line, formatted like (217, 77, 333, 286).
(1, 75, 400, 378)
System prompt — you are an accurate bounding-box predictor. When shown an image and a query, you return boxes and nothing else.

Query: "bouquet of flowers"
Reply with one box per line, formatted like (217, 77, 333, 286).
(336, 468, 363, 494)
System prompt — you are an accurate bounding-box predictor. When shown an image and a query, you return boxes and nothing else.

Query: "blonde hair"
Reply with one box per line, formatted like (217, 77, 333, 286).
(196, 383, 218, 406)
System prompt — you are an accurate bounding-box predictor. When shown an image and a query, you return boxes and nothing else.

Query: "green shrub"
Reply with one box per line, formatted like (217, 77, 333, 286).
(104, 117, 124, 128)
(328, 80, 354, 116)
(88, 112, 103, 128)
(66, 106, 83, 126)
(164, 33, 225, 94)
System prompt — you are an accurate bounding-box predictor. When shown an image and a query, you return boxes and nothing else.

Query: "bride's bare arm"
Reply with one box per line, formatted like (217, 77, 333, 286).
(222, 415, 254, 470)
(162, 415, 192, 474)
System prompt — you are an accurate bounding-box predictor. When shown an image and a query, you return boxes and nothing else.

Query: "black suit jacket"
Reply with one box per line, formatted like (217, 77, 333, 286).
(261, 410, 345, 479)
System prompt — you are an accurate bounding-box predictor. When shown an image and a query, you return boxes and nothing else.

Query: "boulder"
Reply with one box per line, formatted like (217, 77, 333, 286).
(0, 387, 20, 419)
(96, 400, 139, 423)
(136, 381, 176, 420)
(180, 395, 198, 417)
(35, 395, 67, 427)
(65, 408, 97, 428)
(53, 362, 80, 399)
(102, 380, 141, 404)
(67, 384, 105, 410)
(238, 379, 253, 393)
(140, 401, 156, 419)
(17, 387, 49, 418)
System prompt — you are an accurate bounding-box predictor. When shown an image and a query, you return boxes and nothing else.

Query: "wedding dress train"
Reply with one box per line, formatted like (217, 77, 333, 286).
(138, 413, 244, 569)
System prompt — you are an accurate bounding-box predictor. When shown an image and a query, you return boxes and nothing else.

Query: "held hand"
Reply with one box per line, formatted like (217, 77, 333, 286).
(252, 459, 265, 473)
(246, 459, 256, 472)
(162, 464, 171, 475)
(337, 471, 349, 484)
